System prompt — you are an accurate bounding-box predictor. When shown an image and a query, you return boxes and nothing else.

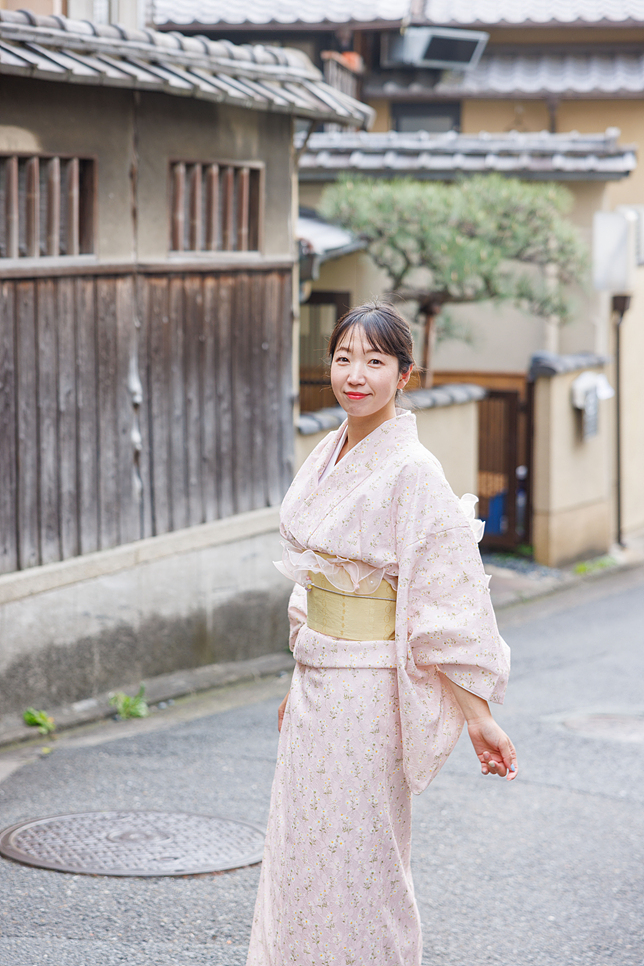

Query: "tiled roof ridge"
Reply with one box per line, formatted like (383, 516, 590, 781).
(297, 383, 487, 432)
(297, 128, 637, 180)
(151, 0, 644, 29)
(362, 49, 644, 100)
(298, 127, 634, 154)
(425, 0, 644, 27)
(0, 8, 320, 79)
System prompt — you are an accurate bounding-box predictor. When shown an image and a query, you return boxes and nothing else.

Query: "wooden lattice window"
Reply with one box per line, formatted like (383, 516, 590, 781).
(0, 155, 96, 258)
(170, 161, 263, 253)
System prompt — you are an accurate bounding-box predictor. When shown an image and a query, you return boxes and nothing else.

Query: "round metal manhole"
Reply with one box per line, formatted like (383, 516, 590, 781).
(563, 714, 644, 743)
(0, 811, 265, 877)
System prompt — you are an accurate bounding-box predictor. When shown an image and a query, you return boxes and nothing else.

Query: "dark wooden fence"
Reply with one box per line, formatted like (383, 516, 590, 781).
(0, 266, 293, 574)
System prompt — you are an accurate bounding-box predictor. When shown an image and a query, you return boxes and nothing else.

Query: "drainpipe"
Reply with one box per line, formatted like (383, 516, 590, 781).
(612, 294, 631, 547)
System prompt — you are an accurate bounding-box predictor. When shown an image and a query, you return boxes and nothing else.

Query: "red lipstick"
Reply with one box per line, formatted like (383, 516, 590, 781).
(346, 392, 368, 399)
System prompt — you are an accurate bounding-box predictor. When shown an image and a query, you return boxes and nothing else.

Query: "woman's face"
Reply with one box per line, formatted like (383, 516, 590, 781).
(330, 325, 411, 420)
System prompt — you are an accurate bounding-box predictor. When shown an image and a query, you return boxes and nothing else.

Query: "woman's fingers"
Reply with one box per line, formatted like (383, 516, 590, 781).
(471, 721, 518, 780)
(481, 755, 505, 776)
(480, 746, 518, 780)
(500, 734, 518, 780)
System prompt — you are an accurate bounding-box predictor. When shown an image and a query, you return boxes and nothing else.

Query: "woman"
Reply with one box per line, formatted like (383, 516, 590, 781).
(246, 302, 517, 966)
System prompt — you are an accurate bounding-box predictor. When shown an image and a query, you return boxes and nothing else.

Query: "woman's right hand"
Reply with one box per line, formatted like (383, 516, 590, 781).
(278, 690, 290, 732)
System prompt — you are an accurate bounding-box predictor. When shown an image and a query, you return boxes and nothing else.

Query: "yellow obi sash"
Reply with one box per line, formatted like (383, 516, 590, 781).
(306, 569, 397, 642)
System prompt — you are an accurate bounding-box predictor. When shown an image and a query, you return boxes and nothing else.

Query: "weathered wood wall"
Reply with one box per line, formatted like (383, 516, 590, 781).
(0, 267, 293, 573)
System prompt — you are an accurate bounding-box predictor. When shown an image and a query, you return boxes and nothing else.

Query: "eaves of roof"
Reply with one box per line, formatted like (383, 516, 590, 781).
(297, 214, 366, 261)
(297, 128, 637, 181)
(0, 9, 373, 129)
(424, 0, 644, 28)
(153, 0, 410, 30)
(152, 0, 644, 30)
(364, 50, 644, 100)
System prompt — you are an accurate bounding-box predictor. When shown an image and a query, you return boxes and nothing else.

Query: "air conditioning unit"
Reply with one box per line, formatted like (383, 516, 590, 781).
(381, 27, 488, 71)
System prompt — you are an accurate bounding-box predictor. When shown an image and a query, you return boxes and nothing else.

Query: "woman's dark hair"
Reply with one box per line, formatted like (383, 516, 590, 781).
(328, 301, 414, 375)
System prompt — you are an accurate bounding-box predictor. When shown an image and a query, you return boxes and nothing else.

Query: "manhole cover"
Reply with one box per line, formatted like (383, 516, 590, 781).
(563, 714, 644, 743)
(0, 811, 264, 876)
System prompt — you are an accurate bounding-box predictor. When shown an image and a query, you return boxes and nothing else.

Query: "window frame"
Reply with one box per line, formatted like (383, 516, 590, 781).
(168, 157, 265, 257)
(390, 101, 461, 134)
(0, 152, 97, 261)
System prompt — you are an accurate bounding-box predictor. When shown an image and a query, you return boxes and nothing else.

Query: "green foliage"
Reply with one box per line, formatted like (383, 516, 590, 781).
(319, 174, 587, 321)
(573, 555, 617, 575)
(23, 708, 56, 735)
(109, 685, 150, 719)
(516, 544, 534, 559)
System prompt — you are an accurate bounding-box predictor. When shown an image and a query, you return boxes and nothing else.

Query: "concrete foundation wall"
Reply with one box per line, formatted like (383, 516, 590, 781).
(0, 509, 290, 715)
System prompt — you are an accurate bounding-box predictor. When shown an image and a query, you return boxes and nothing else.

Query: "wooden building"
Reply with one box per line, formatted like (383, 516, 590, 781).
(0, 9, 371, 575)
(0, 9, 370, 718)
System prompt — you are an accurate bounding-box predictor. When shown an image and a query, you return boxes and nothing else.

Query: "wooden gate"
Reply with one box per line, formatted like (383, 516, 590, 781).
(478, 389, 532, 551)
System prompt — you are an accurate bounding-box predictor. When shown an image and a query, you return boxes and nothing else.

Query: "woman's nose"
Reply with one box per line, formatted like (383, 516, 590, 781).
(347, 364, 366, 384)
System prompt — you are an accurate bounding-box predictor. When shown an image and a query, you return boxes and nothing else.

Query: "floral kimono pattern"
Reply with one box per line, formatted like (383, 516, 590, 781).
(246, 410, 510, 966)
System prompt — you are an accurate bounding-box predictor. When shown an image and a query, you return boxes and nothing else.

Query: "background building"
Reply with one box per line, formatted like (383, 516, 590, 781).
(149, 0, 644, 555)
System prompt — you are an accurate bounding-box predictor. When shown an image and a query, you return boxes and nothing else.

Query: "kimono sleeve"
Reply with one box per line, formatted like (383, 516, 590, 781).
(287, 583, 308, 654)
(402, 523, 510, 704)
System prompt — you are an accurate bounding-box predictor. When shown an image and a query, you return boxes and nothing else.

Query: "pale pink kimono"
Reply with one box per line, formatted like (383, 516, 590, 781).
(246, 410, 510, 966)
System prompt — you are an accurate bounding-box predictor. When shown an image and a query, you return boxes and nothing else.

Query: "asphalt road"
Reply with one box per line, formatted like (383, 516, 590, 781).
(0, 566, 643, 966)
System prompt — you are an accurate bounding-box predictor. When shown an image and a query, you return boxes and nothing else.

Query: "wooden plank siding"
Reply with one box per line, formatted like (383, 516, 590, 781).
(76, 277, 99, 555)
(215, 273, 235, 519)
(57, 277, 78, 559)
(16, 281, 39, 569)
(96, 276, 119, 550)
(36, 278, 60, 564)
(0, 282, 17, 573)
(0, 267, 292, 573)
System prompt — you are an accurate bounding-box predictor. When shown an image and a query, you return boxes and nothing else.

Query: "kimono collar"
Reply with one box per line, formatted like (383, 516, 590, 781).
(316, 407, 417, 483)
(281, 408, 420, 548)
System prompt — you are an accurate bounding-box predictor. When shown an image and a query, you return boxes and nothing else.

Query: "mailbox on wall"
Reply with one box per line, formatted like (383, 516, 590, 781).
(571, 371, 614, 441)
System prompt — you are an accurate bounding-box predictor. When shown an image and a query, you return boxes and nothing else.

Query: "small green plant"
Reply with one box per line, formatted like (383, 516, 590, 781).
(573, 555, 617, 576)
(516, 544, 534, 559)
(23, 708, 56, 734)
(109, 685, 149, 719)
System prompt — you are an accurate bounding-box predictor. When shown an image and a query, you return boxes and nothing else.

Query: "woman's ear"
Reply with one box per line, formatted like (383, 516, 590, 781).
(398, 365, 413, 391)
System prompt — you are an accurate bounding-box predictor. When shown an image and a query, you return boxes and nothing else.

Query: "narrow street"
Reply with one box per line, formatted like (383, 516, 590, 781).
(1, 566, 643, 966)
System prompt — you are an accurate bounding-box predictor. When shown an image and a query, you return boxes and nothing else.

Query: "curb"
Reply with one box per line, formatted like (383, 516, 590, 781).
(489, 554, 644, 611)
(0, 651, 295, 750)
